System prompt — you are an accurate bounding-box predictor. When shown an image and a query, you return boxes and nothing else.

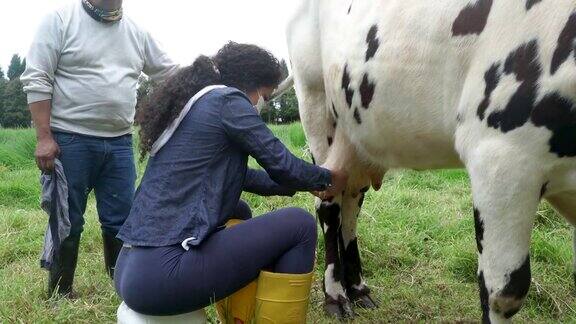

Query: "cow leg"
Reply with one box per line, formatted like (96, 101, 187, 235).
(316, 118, 384, 319)
(545, 191, 576, 289)
(467, 148, 541, 323)
(340, 190, 377, 309)
(317, 197, 355, 319)
(291, 82, 354, 318)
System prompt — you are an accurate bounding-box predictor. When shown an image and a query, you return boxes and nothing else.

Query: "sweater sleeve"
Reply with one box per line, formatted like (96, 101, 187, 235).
(21, 12, 64, 104)
(244, 169, 297, 197)
(221, 92, 332, 192)
(142, 31, 179, 83)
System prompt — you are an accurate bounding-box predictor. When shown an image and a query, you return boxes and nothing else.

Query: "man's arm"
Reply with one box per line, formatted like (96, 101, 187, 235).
(21, 11, 63, 172)
(142, 31, 179, 83)
(30, 100, 59, 173)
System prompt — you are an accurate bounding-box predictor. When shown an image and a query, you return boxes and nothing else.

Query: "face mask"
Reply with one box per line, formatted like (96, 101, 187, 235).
(254, 90, 267, 114)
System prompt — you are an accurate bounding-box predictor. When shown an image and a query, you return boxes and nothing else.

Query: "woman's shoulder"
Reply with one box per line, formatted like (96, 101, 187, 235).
(193, 86, 254, 116)
(210, 86, 251, 103)
(198, 87, 252, 111)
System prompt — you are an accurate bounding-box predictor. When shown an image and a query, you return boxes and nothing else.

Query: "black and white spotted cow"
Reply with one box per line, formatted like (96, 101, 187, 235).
(283, 0, 576, 322)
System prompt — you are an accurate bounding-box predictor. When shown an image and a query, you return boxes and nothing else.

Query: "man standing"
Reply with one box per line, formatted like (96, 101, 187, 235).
(21, 0, 178, 297)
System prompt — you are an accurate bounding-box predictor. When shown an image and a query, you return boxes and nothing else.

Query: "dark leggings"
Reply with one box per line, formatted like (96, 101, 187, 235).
(114, 201, 317, 316)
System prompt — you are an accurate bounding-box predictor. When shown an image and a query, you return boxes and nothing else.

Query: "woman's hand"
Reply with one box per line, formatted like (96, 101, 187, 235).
(312, 168, 348, 200)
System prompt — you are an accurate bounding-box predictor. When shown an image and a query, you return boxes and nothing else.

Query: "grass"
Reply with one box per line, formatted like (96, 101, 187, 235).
(0, 124, 575, 323)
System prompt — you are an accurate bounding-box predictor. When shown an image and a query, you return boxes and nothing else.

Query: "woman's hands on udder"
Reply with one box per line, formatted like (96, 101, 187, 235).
(311, 168, 348, 200)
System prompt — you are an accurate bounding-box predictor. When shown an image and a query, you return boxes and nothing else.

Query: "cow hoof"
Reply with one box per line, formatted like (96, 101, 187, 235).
(324, 295, 355, 320)
(348, 288, 378, 309)
(350, 292, 378, 309)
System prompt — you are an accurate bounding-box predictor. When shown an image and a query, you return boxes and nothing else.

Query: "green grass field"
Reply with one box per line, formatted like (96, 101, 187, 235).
(0, 124, 575, 323)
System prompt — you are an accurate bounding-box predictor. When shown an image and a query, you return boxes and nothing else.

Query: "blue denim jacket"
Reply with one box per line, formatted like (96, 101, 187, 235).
(117, 87, 331, 247)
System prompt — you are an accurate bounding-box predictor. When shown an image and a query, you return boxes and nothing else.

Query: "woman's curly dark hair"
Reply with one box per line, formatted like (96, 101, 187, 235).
(214, 42, 282, 92)
(136, 42, 283, 160)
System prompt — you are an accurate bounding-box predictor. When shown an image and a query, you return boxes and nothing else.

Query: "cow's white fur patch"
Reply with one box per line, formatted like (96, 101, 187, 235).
(324, 263, 347, 300)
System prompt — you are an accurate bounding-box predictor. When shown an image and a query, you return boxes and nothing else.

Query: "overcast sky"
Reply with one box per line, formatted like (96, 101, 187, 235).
(0, 0, 298, 72)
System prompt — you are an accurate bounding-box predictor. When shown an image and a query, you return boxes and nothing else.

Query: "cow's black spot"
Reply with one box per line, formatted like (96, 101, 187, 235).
(452, 0, 493, 36)
(498, 256, 531, 319)
(358, 193, 365, 208)
(342, 65, 351, 90)
(342, 65, 354, 108)
(354, 107, 362, 124)
(348, 3, 352, 14)
(526, 0, 542, 10)
(360, 73, 376, 109)
(332, 103, 339, 119)
(474, 208, 484, 254)
(365, 25, 379, 61)
(477, 63, 501, 120)
(328, 136, 334, 146)
(551, 12, 576, 75)
(347, 284, 371, 303)
(487, 40, 541, 133)
(481, 38, 576, 157)
(478, 271, 490, 324)
(532, 92, 576, 157)
(317, 203, 343, 270)
(540, 182, 549, 198)
(343, 238, 363, 289)
(501, 255, 531, 300)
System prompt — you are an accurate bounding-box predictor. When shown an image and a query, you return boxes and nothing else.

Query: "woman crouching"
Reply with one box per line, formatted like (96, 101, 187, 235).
(114, 42, 347, 323)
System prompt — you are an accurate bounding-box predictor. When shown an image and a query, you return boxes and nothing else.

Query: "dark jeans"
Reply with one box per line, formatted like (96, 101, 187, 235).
(114, 205, 317, 316)
(54, 132, 136, 236)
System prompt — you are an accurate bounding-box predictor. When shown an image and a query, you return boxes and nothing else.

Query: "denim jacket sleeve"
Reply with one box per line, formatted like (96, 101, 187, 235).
(221, 92, 332, 192)
(244, 169, 297, 197)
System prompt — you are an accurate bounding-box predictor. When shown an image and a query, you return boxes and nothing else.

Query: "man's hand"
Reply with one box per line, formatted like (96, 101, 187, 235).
(35, 135, 60, 173)
(29, 100, 58, 173)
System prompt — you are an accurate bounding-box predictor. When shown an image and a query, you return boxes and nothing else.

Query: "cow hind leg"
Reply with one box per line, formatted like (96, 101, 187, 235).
(467, 147, 542, 323)
(545, 191, 576, 290)
(340, 190, 377, 309)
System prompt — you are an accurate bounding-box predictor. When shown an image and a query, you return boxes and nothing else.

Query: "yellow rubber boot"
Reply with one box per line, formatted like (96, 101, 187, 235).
(215, 218, 257, 324)
(225, 218, 244, 227)
(216, 280, 258, 323)
(255, 271, 314, 324)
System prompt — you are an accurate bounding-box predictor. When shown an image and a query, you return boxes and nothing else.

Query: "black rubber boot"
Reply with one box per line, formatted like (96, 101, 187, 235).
(102, 232, 123, 279)
(48, 234, 81, 298)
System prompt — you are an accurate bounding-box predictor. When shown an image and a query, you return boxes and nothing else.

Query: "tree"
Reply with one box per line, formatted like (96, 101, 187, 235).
(274, 87, 299, 123)
(0, 69, 6, 126)
(0, 54, 30, 128)
(279, 59, 289, 80)
(259, 103, 278, 123)
(7, 54, 26, 81)
(0, 78, 30, 128)
(259, 60, 299, 124)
